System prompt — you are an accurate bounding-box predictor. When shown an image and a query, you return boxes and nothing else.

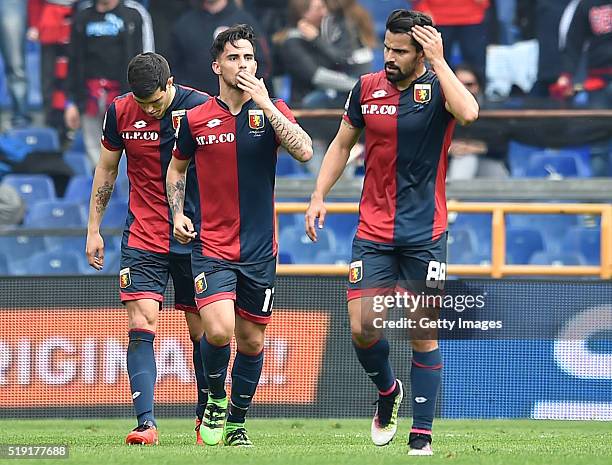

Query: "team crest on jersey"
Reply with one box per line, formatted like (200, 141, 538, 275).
(414, 83, 431, 103)
(120, 267, 131, 289)
(248, 109, 265, 130)
(349, 260, 363, 283)
(194, 272, 207, 295)
(172, 109, 186, 131)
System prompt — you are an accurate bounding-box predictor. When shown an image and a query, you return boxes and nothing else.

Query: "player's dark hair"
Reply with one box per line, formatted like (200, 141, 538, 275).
(385, 9, 433, 52)
(127, 52, 171, 99)
(210, 24, 257, 60)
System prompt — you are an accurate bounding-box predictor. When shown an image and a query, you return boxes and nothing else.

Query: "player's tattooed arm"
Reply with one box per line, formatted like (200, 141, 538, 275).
(267, 108, 313, 162)
(94, 181, 113, 214)
(167, 176, 186, 219)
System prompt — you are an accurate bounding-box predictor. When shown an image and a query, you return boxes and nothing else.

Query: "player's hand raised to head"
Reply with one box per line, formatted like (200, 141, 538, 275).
(236, 72, 271, 108)
(173, 214, 197, 245)
(411, 25, 444, 65)
(305, 195, 327, 242)
(86, 231, 105, 271)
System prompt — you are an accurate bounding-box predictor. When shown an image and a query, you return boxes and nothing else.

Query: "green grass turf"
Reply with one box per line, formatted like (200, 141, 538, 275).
(0, 419, 610, 465)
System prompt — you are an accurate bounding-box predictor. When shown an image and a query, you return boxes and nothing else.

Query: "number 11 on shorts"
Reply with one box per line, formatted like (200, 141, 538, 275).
(262, 287, 275, 312)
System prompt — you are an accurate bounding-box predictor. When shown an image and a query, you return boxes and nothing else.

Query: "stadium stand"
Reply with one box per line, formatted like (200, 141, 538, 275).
(2, 174, 56, 207)
(5, 126, 60, 152)
(24, 200, 85, 228)
(25, 250, 82, 275)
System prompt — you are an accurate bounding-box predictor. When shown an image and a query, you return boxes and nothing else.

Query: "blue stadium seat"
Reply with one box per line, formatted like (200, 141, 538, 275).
(99, 249, 121, 275)
(448, 228, 478, 264)
(25, 201, 85, 228)
(278, 251, 294, 264)
(562, 227, 601, 265)
(525, 152, 587, 178)
(314, 250, 351, 265)
(0, 252, 8, 275)
(64, 151, 93, 176)
(279, 225, 336, 263)
(6, 127, 60, 152)
(507, 213, 577, 253)
(25, 250, 81, 275)
(505, 227, 545, 264)
(529, 251, 586, 266)
(507, 141, 541, 177)
(449, 212, 492, 254)
(101, 200, 128, 229)
(64, 175, 93, 203)
(360, 0, 411, 38)
(323, 214, 358, 253)
(0, 235, 46, 262)
(276, 153, 307, 177)
(2, 174, 56, 206)
(67, 130, 86, 153)
(44, 235, 86, 253)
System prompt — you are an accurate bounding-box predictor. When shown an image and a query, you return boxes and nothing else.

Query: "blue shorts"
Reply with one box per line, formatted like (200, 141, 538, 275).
(119, 245, 197, 313)
(191, 253, 276, 325)
(347, 233, 448, 301)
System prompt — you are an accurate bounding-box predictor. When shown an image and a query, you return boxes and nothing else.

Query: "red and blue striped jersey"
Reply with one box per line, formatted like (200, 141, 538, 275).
(173, 97, 296, 263)
(102, 84, 209, 254)
(344, 70, 456, 245)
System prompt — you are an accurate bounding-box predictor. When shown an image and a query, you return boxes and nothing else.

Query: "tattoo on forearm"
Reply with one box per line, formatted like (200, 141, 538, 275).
(167, 177, 186, 217)
(95, 181, 113, 214)
(268, 110, 312, 161)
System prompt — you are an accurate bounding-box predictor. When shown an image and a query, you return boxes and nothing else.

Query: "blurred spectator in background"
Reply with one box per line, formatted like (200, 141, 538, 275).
(550, 0, 612, 176)
(448, 64, 509, 180)
(65, 0, 153, 167)
(27, 0, 79, 145)
(551, 0, 611, 107)
(275, 0, 357, 108)
(413, 0, 490, 83)
(529, 0, 571, 100)
(240, 0, 288, 39)
(494, 0, 519, 44)
(170, 0, 271, 95)
(321, 0, 377, 78)
(148, 0, 190, 59)
(0, 0, 31, 128)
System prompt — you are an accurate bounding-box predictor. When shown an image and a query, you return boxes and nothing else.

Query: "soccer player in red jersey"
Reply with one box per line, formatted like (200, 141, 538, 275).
(167, 24, 313, 446)
(85, 53, 210, 445)
(305, 9, 479, 455)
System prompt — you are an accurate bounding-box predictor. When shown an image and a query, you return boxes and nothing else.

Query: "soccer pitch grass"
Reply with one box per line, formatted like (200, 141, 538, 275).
(0, 419, 610, 465)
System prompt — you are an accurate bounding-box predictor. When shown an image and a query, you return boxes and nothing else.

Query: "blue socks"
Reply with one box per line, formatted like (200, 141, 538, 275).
(200, 337, 230, 399)
(127, 329, 157, 426)
(353, 338, 396, 394)
(411, 348, 443, 432)
(228, 350, 264, 423)
(191, 338, 208, 419)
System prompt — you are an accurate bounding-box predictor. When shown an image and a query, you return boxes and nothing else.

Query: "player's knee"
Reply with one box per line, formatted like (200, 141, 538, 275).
(411, 339, 438, 352)
(236, 336, 264, 355)
(351, 323, 380, 347)
(128, 312, 157, 331)
(205, 330, 232, 347)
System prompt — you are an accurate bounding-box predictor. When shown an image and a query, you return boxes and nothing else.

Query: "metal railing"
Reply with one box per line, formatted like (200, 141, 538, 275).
(275, 202, 612, 279)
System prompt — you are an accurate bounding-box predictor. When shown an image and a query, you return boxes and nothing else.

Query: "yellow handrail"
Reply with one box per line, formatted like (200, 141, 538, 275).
(275, 202, 612, 279)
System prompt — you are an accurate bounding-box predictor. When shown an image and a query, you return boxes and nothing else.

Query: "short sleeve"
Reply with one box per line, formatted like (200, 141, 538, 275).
(172, 113, 196, 160)
(343, 79, 364, 129)
(101, 102, 123, 151)
(273, 99, 297, 124)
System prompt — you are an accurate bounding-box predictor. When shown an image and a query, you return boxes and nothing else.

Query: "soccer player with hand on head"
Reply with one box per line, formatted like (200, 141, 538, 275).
(305, 9, 478, 456)
(167, 24, 312, 447)
(85, 52, 211, 446)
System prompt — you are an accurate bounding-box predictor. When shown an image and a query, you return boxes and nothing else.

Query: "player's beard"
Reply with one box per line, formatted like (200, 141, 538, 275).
(385, 60, 418, 83)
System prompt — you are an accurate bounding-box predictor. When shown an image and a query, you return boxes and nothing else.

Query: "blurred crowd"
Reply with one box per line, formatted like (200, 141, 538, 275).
(0, 0, 610, 176)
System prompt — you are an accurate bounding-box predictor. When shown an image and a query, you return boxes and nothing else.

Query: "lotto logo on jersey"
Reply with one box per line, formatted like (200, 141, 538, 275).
(414, 83, 432, 103)
(171, 109, 186, 131)
(119, 268, 131, 289)
(194, 272, 207, 294)
(361, 104, 397, 115)
(248, 109, 265, 129)
(195, 133, 235, 145)
(349, 260, 363, 283)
